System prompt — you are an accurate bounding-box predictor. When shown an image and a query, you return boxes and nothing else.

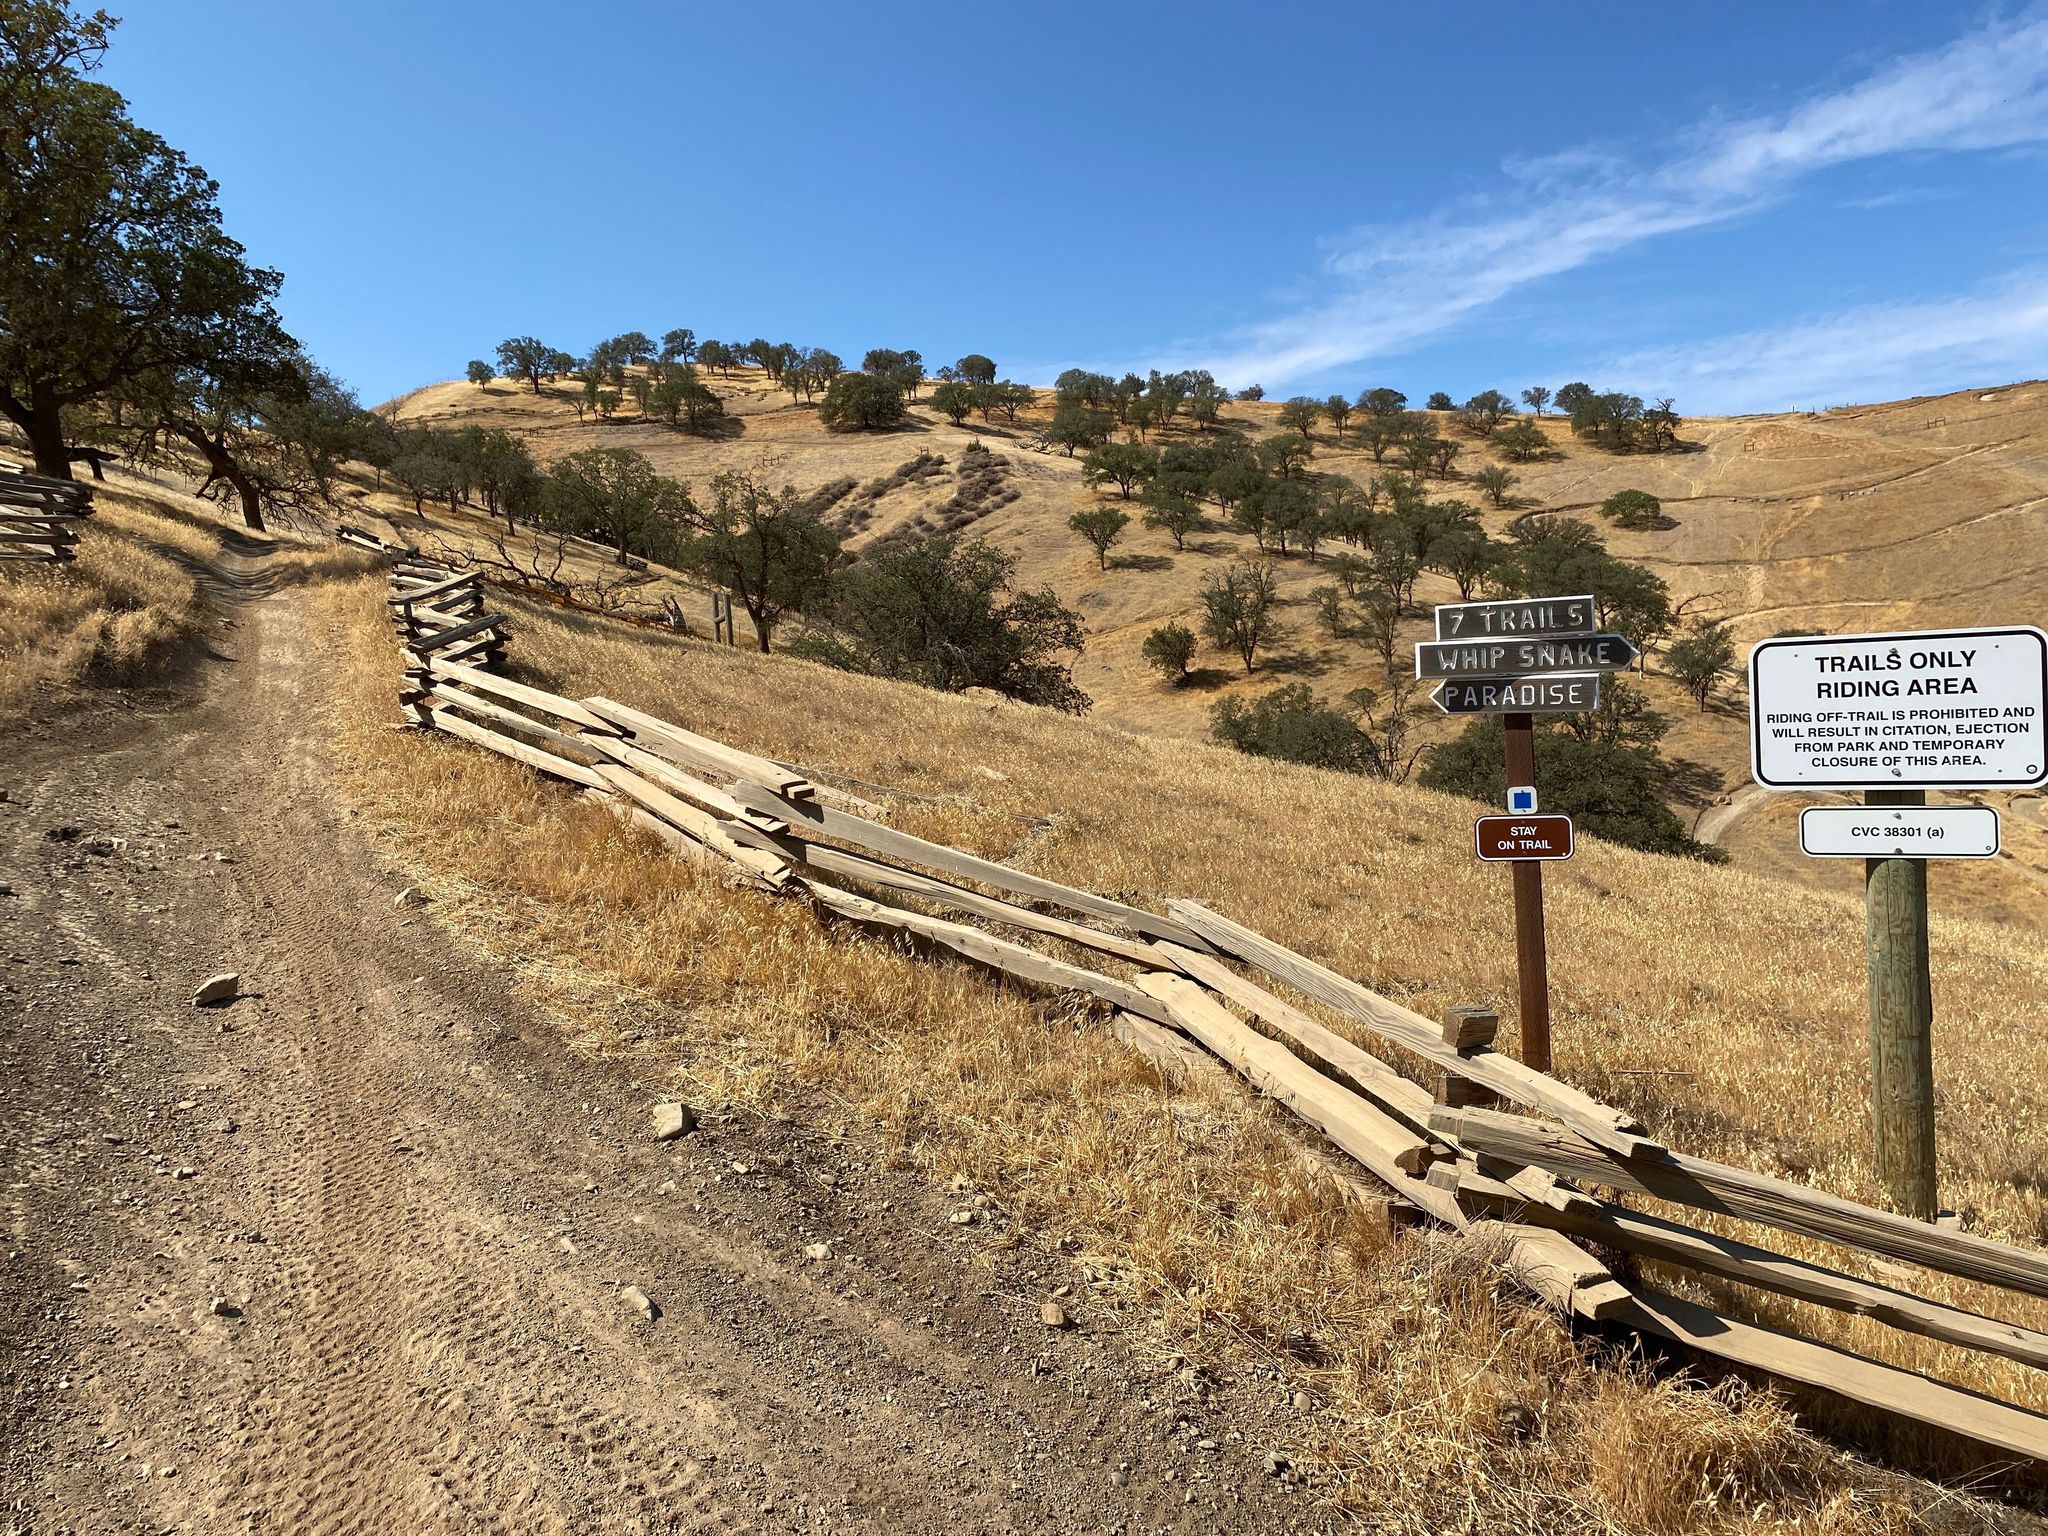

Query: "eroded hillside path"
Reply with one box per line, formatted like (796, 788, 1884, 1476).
(0, 545, 1320, 1535)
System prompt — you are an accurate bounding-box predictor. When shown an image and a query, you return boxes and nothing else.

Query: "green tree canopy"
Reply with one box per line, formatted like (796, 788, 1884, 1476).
(819, 370, 908, 431)
(1043, 401, 1113, 457)
(465, 359, 493, 386)
(1080, 440, 1159, 499)
(1200, 557, 1282, 672)
(796, 536, 1089, 711)
(1068, 505, 1130, 569)
(928, 380, 975, 426)
(1213, 683, 1375, 774)
(1140, 489, 1204, 550)
(496, 337, 555, 394)
(1666, 619, 1737, 709)
(0, 6, 298, 478)
(1142, 622, 1197, 684)
(676, 467, 842, 651)
(1601, 488, 1664, 528)
(1277, 396, 1322, 438)
(542, 446, 688, 563)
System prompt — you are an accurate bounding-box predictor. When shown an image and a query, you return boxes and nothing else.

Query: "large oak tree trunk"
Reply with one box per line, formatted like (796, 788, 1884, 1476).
(26, 382, 72, 480)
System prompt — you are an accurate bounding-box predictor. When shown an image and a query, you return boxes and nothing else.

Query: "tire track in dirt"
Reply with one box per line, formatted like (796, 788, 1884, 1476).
(0, 542, 1328, 1534)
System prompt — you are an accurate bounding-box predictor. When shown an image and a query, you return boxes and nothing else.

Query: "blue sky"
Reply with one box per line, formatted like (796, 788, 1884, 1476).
(101, 2, 2048, 414)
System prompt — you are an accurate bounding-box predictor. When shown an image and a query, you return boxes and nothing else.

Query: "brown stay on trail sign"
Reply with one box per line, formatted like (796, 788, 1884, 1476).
(1475, 815, 1575, 862)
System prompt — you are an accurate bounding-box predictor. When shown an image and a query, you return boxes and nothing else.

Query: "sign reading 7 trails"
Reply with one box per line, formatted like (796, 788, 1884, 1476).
(1750, 627, 2048, 789)
(1433, 594, 1594, 640)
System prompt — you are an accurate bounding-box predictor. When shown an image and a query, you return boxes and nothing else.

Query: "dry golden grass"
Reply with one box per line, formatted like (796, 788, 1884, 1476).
(0, 467, 368, 720)
(0, 481, 218, 717)
(309, 568, 2048, 1530)
(392, 369, 2048, 929)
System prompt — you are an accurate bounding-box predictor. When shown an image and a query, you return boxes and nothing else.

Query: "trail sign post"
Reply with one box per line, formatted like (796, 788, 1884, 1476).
(1748, 624, 2047, 1218)
(1425, 595, 1631, 1073)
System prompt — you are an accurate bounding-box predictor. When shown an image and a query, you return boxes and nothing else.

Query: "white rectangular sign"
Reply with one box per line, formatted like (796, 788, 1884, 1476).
(1749, 627, 2047, 790)
(1798, 805, 2000, 859)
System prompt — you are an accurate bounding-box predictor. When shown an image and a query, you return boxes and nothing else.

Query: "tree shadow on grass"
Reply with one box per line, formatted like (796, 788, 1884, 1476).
(1666, 755, 1726, 810)
(1251, 650, 1330, 678)
(1115, 552, 1175, 573)
(1178, 666, 1239, 692)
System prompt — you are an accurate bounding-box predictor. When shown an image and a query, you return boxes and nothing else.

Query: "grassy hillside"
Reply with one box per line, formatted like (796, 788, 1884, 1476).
(311, 566, 2048, 1530)
(377, 370, 2048, 928)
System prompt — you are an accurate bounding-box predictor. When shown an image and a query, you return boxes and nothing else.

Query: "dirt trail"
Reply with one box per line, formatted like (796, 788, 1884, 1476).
(1, 543, 1321, 1534)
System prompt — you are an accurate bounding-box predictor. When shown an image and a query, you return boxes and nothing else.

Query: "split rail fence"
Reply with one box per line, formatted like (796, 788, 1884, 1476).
(0, 462, 94, 562)
(372, 554, 2048, 1468)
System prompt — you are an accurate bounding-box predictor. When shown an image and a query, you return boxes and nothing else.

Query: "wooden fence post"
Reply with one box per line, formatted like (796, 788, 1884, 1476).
(1866, 787, 1937, 1218)
(1437, 1007, 1503, 1111)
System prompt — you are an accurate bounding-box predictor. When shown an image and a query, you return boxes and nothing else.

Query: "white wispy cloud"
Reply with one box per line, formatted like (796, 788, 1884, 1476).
(1602, 271, 2048, 412)
(1183, 10, 2048, 392)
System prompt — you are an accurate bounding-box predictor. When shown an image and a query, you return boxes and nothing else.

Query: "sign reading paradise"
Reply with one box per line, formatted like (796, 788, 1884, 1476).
(1749, 627, 2047, 790)
(1430, 675, 1602, 714)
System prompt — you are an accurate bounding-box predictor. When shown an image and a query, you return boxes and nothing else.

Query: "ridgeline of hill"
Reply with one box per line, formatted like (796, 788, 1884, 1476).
(366, 369, 2048, 928)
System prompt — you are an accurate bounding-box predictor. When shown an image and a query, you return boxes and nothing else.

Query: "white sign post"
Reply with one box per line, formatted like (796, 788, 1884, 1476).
(1747, 624, 2046, 1218)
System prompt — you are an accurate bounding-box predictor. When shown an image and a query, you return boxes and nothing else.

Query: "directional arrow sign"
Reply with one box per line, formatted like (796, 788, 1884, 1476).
(1415, 632, 1639, 681)
(1430, 674, 1601, 714)
(1434, 594, 1595, 642)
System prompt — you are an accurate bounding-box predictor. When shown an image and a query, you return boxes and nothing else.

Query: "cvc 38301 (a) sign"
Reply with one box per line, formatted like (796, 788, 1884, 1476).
(1749, 627, 2048, 789)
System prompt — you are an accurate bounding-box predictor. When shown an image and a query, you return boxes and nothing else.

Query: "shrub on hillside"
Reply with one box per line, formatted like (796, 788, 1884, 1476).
(790, 535, 1090, 711)
(1211, 684, 1373, 774)
(1601, 488, 1665, 529)
(818, 371, 908, 432)
(1419, 697, 1723, 860)
(1141, 622, 1197, 685)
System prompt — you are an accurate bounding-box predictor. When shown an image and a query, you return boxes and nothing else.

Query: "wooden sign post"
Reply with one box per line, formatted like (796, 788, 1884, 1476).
(1423, 595, 1632, 1072)
(1502, 711, 1552, 1072)
(1864, 786, 1936, 1218)
(1749, 626, 2048, 1217)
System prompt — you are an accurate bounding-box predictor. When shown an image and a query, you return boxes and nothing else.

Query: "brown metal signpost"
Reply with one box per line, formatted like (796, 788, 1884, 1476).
(1423, 596, 1632, 1073)
(1500, 714, 1552, 1070)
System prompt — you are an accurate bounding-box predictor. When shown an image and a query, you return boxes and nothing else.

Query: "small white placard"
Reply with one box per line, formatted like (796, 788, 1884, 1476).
(1797, 805, 2000, 859)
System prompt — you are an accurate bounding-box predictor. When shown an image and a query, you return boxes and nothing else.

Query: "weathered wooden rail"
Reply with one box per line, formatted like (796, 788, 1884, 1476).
(382, 564, 2048, 1469)
(0, 462, 94, 562)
